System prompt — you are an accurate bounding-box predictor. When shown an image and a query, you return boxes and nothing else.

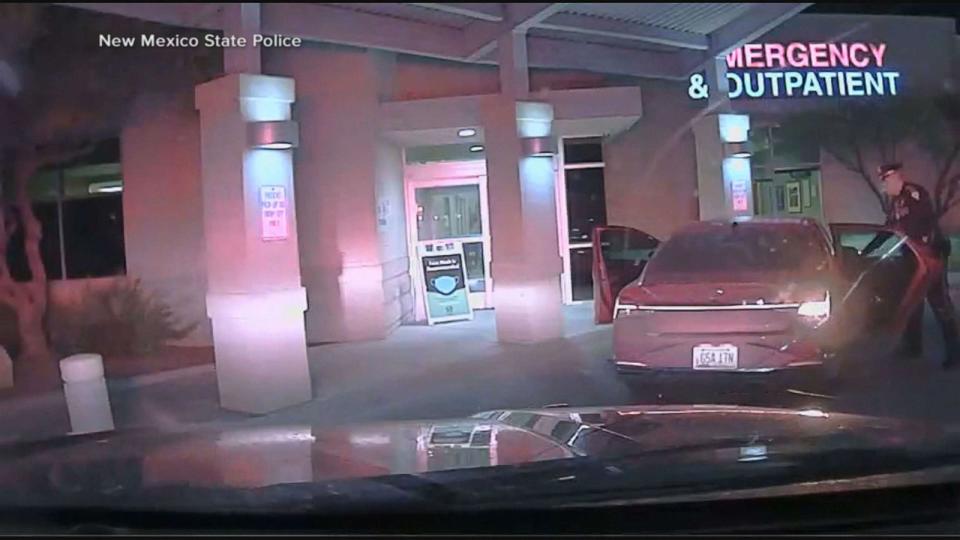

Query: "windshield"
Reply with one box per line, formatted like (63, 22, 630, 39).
(2, 1, 960, 534)
(645, 222, 831, 280)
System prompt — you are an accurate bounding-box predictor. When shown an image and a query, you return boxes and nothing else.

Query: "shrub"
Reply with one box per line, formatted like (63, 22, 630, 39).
(49, 279, 197, 357)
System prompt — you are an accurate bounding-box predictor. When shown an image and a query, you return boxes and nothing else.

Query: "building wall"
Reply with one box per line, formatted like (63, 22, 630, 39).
(375, 139, 415, 328)
(603, 80, 701, 240)
(389, 54, 637, 101)
(121, 96, 211, 346)
(266, 44, 403, 343)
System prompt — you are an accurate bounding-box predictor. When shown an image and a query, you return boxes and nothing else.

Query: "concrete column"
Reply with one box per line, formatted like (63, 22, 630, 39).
(195, 73, 312, 414)
(483, 97, 564, 343)
(694, 113, 753, 221)
(694, 115, 728, 221)
(222, 3, 262, 75)
(267, 47, 411, 343)
(694, 56, 755, 221)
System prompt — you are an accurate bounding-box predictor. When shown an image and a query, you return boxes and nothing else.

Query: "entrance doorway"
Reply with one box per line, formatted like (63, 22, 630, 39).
(405, 161, 492, 321)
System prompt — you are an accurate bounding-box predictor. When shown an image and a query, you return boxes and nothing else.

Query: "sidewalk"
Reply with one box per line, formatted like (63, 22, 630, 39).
(0, 306, 616, 442)
(0, 346, 213, 401)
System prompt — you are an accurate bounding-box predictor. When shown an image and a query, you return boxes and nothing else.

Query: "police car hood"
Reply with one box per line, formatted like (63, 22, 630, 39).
(0, 404, 954, 513)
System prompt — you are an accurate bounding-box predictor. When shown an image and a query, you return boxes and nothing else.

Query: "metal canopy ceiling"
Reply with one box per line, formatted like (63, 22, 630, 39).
(56, 2, 812, 80)
(559, 3, 756, 35)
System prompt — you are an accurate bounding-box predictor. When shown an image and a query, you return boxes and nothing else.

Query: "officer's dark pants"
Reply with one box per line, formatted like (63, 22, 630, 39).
(903, 259, 960, 360)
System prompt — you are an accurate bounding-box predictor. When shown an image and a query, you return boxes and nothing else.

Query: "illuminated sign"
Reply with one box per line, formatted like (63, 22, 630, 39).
(260, 185, 288, 241)
(723, 157, 752, 215)
(689, 42, 901, 100)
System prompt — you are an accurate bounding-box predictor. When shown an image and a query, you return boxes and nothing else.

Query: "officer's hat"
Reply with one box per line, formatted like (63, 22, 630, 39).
(878, 162, 903, 179)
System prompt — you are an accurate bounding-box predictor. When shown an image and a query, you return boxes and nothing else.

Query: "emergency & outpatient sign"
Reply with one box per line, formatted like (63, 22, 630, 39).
(688, 41, 901, 100)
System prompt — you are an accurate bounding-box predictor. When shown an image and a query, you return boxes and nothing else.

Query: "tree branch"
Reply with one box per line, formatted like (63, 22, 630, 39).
(934, 144, 960, 216)
(940, 173, 960, 217)
(13, 148, 45, 286)
(852, 144, 887, 213)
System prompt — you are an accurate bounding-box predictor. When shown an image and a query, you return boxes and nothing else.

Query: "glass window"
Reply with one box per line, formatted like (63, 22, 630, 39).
(8, 144, 125, 282)
(570, 247, 594, 301)
(771, 126, 820, 166)
(646, 223, 830, 279)
(415, 185, 482, 241)
(835, 232, 911, 260)
(598, 228, 659, 263)
(462, 241, 486, 293)
(62, 195, 126, 278)
(834, 228, 919, 329)
(563, 137, 603, 164)
(566, 167, 607, 243)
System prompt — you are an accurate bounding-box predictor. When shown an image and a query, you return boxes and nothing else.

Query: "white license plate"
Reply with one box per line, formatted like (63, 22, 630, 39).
(692, 344, 739, 370)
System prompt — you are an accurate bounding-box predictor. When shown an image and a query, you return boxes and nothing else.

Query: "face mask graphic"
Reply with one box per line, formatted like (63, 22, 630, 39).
(432, 275, 459, 295)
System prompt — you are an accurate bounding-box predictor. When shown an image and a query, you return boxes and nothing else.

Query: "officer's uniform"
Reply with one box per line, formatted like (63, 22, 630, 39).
(883, 181, 959, 366)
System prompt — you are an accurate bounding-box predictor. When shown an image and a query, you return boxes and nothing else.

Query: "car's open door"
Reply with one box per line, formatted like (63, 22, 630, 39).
(829, 223, 937, 336)
(591, 226, 660, 324)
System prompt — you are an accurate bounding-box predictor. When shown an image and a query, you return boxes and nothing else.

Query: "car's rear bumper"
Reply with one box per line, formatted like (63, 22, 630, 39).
(612, 309, 836, 373)
(610, 357, 828, 375)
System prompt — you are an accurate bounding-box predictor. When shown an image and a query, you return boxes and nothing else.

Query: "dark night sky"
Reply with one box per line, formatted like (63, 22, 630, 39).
(805, 3, 960, 32)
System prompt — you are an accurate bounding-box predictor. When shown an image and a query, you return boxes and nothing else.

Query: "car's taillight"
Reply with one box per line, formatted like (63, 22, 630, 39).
(797, 293, 830, 322)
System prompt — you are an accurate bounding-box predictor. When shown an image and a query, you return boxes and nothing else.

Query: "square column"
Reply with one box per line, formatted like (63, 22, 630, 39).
(483, 98, 564, 343)
(694, 113, 754, 220)
(195, 74, 312, 414)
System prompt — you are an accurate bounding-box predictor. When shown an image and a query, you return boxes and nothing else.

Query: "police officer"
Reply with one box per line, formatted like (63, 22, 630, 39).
(865, 163, 959, 369)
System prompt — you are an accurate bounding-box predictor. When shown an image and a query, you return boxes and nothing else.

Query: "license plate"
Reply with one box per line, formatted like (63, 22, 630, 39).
(693, 344, 738, 370)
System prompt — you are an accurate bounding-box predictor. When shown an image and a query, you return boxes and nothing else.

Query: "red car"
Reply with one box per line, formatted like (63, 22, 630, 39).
(592, 218, 941, 376)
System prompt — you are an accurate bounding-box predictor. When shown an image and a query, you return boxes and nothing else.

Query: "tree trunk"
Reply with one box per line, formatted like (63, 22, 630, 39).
(14, 290, 49, 362)
(0, 149, 52, 363)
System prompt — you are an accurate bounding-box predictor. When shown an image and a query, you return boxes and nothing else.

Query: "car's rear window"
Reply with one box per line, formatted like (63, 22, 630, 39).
(645, 223, 830, 279)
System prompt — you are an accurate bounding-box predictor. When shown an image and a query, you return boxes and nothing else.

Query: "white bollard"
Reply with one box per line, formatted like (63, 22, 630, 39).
(60, 354, 114, 435)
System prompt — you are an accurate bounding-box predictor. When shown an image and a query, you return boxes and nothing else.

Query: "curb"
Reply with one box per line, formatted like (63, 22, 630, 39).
(0, 363, 216, 415)
(111, 363, 215, 390)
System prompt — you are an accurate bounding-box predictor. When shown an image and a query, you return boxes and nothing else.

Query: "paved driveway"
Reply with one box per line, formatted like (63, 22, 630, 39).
(1, 303, 958, 443)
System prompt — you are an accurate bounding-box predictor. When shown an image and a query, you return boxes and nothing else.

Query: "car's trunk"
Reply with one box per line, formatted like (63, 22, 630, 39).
(618, 276, 831, 334)
(612, 276, 839, 368)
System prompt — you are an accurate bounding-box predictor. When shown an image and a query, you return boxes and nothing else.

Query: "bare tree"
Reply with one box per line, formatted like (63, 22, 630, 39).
(777, 95, 960, 218)
(0, 4, 219, 362)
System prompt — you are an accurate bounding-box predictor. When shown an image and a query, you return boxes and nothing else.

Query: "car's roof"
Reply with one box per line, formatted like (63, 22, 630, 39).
(701, 217, 821, 228)
(670, 217, 826, 237)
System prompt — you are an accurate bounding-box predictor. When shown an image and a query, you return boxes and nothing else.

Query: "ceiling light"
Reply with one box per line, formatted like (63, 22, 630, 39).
(521, 136, 557, 157)
(469, 145, 484, 152)
(88, 180, 123, 194)
(248, 120, 300, 150)
(457, 128, 477, 138)
(724, 141, 752, 158)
